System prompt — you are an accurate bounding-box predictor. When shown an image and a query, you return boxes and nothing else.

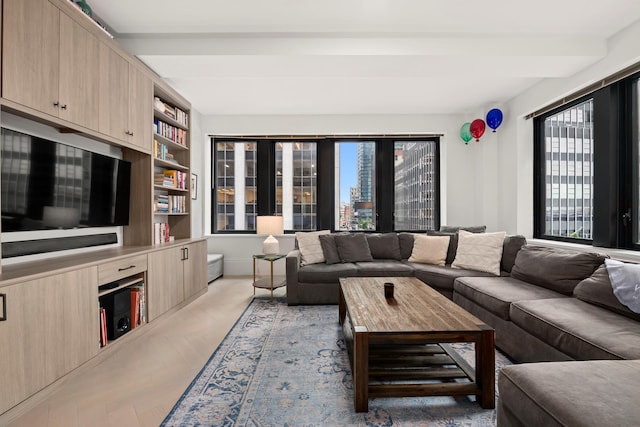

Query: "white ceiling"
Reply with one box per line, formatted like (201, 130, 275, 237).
(89, 0, 640, 115)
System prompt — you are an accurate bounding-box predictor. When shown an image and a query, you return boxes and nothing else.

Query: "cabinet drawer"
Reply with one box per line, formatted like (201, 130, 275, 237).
(98, 255, 147, 285)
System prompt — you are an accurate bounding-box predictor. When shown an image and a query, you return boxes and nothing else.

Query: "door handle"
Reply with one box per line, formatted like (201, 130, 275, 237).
(184, 248, 189, 260)
(0, 293, 6, 321)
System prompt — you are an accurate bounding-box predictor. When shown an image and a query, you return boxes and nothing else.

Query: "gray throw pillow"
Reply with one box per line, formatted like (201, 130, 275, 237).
(440, 225, 487, 233)
(334, 233, 374, 263)
(398, 233, 417, 260)
(426, 230, 458, 265)
(319, 234, 342, 265)
(501, 235, 527, 273)
(574, 264, 640, 322)
(365, 233, 401, 260)
(511, 246, 607, 294)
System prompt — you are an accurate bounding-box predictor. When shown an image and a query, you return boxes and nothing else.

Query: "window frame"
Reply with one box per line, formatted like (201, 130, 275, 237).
(211, 136, 440, 234)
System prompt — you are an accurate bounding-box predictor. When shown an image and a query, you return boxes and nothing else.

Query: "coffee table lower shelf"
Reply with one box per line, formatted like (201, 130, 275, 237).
(341, 315, 494, 412)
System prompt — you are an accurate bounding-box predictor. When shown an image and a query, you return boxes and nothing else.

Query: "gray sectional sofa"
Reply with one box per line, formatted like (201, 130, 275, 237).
(285, 230, 526, 305)
(286, 230, 640, 426)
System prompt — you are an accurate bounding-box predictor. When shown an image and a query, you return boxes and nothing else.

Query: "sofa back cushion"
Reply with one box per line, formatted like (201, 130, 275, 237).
(365, 233, 401, 260)
(398, 233, 417, 260)
(511, 246, 607, 294)
(574, 264, 640, 322)
(318, 234, 342, 265)
(440, 225, 487, 233)
(334, 233, 374, 262)
(501, 235, 527, 273)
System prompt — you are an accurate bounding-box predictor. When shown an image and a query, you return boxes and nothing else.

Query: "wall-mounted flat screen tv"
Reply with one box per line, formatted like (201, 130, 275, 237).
(1, 128, 131, 232)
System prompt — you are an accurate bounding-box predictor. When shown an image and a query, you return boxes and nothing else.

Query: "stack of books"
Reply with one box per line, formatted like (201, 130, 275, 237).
(154, 97, 189, 127)
(154, 221, 170, 243)
(154, 139, 178, 163)
(153, 119, 186, 146)
(129, 283, 146, 328)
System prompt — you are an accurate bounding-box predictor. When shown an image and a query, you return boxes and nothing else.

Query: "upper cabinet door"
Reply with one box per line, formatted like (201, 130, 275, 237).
(58, 12, 100, 130)
(2, 0, 59, 116)
(128, 65, 153, 151)
(98, 43, 129, 140)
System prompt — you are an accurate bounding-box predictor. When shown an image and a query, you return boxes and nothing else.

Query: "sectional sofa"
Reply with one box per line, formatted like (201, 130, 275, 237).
(285, 229, 640, 426)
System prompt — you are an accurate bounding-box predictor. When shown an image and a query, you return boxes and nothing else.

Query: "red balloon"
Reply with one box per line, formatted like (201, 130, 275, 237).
(470, 119, 486, 141)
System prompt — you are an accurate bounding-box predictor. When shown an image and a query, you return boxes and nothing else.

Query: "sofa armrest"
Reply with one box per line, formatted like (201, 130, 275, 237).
(286, 249, 302, 305)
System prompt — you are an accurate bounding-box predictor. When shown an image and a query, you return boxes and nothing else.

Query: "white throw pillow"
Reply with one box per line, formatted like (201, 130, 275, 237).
(408, 234, 450, 266)
(296, 230, 331, 266)
(452, 230, 506, 276)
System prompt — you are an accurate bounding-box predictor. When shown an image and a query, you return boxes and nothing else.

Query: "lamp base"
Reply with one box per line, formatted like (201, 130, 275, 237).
(262, 235, 280, 255)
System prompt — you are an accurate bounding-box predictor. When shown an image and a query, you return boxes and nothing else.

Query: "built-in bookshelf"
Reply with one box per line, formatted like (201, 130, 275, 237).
(98, 275, 146, 348)
(152, 91, 191, 244)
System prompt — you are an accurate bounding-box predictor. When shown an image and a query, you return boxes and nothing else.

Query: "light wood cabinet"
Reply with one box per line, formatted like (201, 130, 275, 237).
(147, 241, 207, 320)
(0, 267, 98, 415)
(183, 240, 207, 300)
(2, 0, 99, 129)
(147, 246, 184, 321)
(2, 0, 60, 116)
(98, 44, 152, 150)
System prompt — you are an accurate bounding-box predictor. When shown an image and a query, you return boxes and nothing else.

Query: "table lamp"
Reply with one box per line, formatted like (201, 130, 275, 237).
(256, 216, 284, 254)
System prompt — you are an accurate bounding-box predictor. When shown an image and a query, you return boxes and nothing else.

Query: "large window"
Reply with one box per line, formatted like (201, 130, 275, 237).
(212, 136, 440, 233)
(534, 71, 640, 250)
(540, 99, 593, 240)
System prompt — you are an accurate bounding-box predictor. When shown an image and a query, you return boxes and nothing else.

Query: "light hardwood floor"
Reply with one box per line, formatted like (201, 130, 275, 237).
(1, 277, 286, 427)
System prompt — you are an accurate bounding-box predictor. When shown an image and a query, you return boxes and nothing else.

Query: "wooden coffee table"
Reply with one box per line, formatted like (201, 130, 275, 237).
(338, 276, 495, 412)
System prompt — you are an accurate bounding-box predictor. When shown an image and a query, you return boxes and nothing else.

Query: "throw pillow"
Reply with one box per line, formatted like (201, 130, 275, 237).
(604, 259, 640, 314)
(366, 233, 401, 260)
(426, 230, 458, 265)
(334, 233, 374, 263)
(501, 235, 527, 273)
(452, 230, 506, 276)
(319, 234, 342, 265)
(574, 264, 640, 321)
(408, 234, 450, 266)
(295, 230, 330, 266)
(510, 246, 607, 295)
(440, 225, 487, 233)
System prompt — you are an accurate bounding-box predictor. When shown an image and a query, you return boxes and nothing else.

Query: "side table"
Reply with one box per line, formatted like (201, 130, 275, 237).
(252, 254, 286, 301)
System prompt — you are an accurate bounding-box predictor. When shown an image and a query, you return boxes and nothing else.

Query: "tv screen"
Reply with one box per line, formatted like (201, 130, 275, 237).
(1, 128, 131, 232)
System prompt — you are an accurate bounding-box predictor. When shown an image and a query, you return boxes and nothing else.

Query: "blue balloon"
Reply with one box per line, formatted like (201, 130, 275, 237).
(486, 108, 503, 132)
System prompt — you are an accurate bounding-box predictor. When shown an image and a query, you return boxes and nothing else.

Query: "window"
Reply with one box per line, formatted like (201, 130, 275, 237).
(214, 141, 256, 231)
(212, 136, 440, 233)
(394, 141, 439, 231)
(275, 141, 317, 231)
(539, 99, 594, 240)
(534, 71, 640, 250)
(336, 141, 375, 231)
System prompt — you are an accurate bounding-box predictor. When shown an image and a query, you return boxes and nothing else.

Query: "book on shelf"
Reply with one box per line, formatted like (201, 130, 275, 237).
(130, 288, 140, 329)
(130, 283, 146, 324)
(155, 170, 187, 189)
(154, 194, 186, 214)
(154, 221, 170, 244)
(99, 307, 107, 347)
(154, 97, 189, 127)
(154, 139, 179, 164)
(153, 119, 187, 146)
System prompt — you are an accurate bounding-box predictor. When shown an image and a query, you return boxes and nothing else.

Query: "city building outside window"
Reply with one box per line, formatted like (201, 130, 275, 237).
(336, 141, 376, 231)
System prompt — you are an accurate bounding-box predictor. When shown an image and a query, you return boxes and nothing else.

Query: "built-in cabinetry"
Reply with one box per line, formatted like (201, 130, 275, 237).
(0, 267, 99, 415)
(147, 240, 206, 321)
(2, 0, 100, 130)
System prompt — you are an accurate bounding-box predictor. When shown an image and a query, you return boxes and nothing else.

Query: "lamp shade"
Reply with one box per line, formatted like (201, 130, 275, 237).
(256, 216, 284, 254)
(256, 216, 284, 236)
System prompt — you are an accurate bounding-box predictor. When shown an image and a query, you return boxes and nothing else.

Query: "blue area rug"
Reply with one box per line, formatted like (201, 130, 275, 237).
(162, 297, 512, 426)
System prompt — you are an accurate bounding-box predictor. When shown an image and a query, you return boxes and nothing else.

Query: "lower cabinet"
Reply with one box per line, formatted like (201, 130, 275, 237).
(147, 240, 207, 321)
(0, 267, 98, 415)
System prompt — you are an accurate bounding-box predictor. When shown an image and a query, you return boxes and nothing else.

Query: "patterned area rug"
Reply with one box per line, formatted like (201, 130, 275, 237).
(162, 298, 512, 426)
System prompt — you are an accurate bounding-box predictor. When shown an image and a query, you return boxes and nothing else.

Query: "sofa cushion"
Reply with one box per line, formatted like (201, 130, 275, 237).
(334, 233, 374, 263)
(510, 298, 640, 360)
(295, 230, 331, 265)
(454, 276, 567, 320)
(452, 230, 506, 276)
(407, 261, 494, 292)
(510, 246, 607, 295)
(498, 360, 640, 427)
(365, 233, 401, 260)
(409, 234, 449, 266)
(440, 225, 486, 233)
(398, 232, 417, 260)
(501, 235, 527, 273)
(318, 234, 342, 265)
(354, 260, 415, 277)
(298, 263, 359, 284)
(426, 230, 458, 265)
(574, 264, 640, 322)
(604, 259, 640, 314)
